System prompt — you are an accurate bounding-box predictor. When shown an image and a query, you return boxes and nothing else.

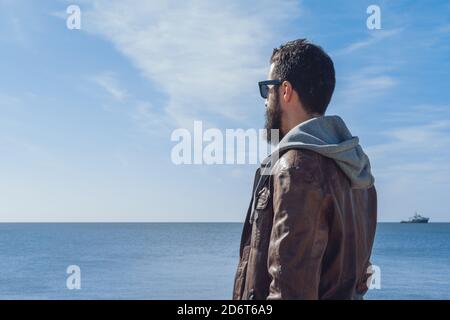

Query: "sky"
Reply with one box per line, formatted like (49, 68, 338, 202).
(0, 0, 449, 222)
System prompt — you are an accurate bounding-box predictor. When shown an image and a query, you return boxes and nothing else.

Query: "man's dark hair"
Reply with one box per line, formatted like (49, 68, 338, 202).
(270, 39, 335, 115)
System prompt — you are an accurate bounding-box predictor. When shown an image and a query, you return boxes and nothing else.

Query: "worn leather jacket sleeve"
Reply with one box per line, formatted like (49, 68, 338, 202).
(267, 152, 330, 300)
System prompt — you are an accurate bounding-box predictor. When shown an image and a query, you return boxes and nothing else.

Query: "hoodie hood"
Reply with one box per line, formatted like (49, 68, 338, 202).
(267, 115, 374, 189)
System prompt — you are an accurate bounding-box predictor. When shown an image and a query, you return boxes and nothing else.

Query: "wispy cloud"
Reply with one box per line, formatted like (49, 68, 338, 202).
(92, 72, 128, 101)
(48, 10, 67, 20)
(335, 29, 402, 56)
(366, 112, 450, 221)
(384, 105, 450, 124)
(333, 66, 397, 109)
(80, 0, 300, 127)
(91, 71, 172, 134)
(368, 119, 450, 163)
(131, 101, 171, 135)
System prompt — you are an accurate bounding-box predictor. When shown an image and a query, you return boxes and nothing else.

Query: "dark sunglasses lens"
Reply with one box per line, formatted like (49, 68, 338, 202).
(260, 84, 269, 99)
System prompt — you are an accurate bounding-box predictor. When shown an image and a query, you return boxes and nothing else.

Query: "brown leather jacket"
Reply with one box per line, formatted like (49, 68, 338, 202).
(232, 148, 377, 300)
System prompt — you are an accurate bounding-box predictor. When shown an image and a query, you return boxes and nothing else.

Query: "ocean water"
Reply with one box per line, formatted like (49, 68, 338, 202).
(0, 223, 448, 300)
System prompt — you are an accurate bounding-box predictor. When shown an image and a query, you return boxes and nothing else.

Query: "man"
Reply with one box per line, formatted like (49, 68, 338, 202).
(232, 39, 377, 300)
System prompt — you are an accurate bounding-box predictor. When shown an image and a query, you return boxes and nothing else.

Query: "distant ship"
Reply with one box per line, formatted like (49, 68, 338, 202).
(401, 212, 429, 223)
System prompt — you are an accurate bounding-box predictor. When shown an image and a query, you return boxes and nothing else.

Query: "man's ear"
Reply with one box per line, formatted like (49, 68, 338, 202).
(281, 80, 293, 103)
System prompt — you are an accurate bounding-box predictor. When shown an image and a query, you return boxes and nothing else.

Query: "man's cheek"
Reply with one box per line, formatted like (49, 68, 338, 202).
(267, 98, 274, 110)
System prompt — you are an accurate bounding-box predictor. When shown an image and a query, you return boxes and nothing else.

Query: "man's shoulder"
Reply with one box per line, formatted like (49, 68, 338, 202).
(275, 148, 323, 171)
(270, 148, 326, 187)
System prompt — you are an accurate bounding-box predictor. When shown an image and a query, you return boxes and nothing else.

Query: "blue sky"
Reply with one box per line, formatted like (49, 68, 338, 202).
(0, 0, 449, 222)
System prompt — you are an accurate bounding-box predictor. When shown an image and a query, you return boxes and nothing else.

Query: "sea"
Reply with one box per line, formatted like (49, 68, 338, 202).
(0, 223, 448, 300)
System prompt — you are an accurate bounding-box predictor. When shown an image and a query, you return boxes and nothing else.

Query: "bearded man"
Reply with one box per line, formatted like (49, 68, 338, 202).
(232, 39, 377, 300)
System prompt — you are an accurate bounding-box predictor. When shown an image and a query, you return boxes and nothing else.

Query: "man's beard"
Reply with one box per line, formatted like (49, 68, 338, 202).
(264, 91, 282, 145)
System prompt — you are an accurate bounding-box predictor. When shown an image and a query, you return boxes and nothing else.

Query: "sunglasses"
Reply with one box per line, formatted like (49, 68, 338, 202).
(258, 80, 282, 99)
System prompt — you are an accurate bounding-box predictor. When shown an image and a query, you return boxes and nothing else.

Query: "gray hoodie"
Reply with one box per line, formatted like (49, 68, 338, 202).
(264, 115, 374, 189)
